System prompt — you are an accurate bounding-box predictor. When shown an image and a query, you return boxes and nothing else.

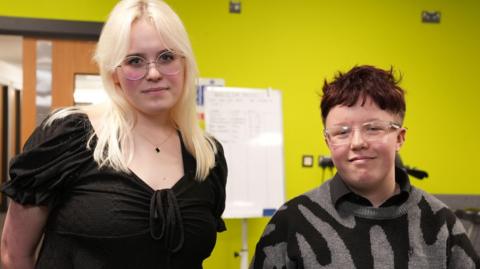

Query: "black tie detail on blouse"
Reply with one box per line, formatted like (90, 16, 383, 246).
(149, 189, 185, 253)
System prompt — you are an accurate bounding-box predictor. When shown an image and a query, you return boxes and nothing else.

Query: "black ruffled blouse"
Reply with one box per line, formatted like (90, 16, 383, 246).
(2, 113, 227, 269)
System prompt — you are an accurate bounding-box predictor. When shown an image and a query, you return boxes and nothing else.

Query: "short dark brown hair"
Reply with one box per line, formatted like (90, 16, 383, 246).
(320, 65, 406, 124)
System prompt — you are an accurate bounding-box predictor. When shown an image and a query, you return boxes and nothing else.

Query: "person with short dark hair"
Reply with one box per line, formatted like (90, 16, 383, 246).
(251, 65, 479, 268)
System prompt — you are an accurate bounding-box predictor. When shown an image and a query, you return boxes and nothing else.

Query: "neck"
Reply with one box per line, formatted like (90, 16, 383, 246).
(134, 110, 174, 132)
(132, 113, 177, 154)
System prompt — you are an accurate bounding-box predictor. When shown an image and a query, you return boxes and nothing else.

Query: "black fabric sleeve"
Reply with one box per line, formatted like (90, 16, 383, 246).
(1, 113, 91, 206)
(210, 139, 228, 232)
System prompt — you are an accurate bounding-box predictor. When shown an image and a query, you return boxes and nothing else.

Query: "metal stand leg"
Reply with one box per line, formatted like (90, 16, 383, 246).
(240, 218, 248, 269)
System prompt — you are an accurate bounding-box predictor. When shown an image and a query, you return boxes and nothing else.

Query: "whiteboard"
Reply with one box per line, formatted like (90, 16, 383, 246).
(204, 87, 285, 219)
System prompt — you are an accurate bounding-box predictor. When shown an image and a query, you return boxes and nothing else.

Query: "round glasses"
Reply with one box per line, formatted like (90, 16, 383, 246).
(324, 120, 402, 146)
(117, 50, 184, 81)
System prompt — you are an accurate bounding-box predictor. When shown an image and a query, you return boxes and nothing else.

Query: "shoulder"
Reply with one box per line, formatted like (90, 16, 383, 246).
(208, 136, 227, 174)
(268, 182, 340, 232)
(81, 103, 106, 135)
(409, 187, 464, 232)
(253, 192, 322, 266)
(274, 184, 325, 212)
(270, 188, 321, 224)
(42, 106, 89, 128)
(208, 136, 224, 157)
(24, 107, 90, 150)
(411, 187, 452, 213)
(30, 104, 109, 147)
(19, 106, 95, 161)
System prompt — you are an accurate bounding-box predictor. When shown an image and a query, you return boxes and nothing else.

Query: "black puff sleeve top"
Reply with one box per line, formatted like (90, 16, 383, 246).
(2, 113, 228, 269)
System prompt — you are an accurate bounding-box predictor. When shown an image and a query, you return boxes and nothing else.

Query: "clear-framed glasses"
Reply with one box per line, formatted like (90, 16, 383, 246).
(117, 50, 184, 81)
(324, 120, 402, 146)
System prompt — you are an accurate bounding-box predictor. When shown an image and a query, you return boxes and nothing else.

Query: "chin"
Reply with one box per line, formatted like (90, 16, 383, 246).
(343, 169, 377, 184)
(148, 100, 177, 110)
(344, 177, 379, 192)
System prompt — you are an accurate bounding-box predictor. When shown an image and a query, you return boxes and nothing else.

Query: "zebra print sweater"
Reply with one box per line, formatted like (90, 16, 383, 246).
(251, 179, 480, 269)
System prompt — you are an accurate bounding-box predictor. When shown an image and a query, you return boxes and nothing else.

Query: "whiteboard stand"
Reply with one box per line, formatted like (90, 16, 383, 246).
(240, 218, 248, 269)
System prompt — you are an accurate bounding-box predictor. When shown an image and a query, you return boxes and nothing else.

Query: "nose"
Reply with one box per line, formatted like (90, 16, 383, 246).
(145, 62, 163, 81)
(350, 129, 367, 149)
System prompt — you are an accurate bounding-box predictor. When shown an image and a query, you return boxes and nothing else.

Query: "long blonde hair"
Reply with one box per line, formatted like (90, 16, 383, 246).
(49, 0, 217, 181)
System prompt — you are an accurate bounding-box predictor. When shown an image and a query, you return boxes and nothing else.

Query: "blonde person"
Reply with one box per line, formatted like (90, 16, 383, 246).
(0, 0, 227, 268)
(251, 65, 479, 268)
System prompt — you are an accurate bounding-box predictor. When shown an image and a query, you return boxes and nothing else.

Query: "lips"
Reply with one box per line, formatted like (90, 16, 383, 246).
(141, 87, 169, 93)
(349, 156, 375, 162)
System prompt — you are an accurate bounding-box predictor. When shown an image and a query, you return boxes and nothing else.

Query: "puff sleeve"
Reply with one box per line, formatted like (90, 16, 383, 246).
(2, 113, 92, 206)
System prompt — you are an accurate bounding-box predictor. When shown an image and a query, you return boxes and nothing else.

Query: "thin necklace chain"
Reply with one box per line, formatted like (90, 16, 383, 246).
(136, 129, 175, 154)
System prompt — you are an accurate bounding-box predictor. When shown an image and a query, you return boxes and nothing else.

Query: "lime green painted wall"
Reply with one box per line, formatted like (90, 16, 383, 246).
(1, 0, 479, 268)
(0, 0, 118, 21)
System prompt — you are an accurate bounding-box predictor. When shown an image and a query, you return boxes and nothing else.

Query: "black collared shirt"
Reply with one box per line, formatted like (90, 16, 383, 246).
(330, 166, 411, 208)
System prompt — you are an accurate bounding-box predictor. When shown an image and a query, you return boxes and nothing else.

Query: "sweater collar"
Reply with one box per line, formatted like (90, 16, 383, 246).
(330, 166, 411, 208)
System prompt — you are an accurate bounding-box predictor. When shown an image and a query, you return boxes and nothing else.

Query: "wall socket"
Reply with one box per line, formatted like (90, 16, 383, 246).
(302, 155, 314, 167)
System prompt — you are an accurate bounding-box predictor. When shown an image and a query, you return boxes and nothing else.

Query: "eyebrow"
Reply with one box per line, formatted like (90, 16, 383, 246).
(329, 119, 387, 127)
(125, 49, 171, 58)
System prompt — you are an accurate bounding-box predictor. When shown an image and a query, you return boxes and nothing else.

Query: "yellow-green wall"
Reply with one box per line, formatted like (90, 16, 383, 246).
(1, 0, 479, 268)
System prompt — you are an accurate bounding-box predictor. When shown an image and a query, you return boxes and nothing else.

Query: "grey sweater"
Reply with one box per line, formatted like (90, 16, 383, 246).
(251, 180, 480, 268)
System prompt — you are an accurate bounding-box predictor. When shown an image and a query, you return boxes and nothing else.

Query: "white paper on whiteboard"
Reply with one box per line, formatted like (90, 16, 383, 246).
(204, 87, 285, 219)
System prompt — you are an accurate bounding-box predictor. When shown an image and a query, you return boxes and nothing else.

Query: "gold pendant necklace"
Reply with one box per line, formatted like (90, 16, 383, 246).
(137, 130, 175, 154)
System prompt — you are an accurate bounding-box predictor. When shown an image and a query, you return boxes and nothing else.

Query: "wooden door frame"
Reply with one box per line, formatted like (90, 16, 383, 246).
(0, 16, 103, 145)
